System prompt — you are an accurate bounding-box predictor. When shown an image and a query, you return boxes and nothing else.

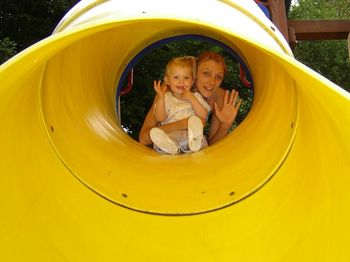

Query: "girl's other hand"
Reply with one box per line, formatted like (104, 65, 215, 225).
(181, 88, 195, 102)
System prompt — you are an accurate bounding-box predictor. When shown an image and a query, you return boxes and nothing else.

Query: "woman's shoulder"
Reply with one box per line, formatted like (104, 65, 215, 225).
(214, 87, 226, 103)
(217, 87, 226, 96)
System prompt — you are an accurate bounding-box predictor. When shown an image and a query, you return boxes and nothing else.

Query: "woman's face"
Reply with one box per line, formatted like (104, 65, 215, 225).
(196, 60, 224, 98)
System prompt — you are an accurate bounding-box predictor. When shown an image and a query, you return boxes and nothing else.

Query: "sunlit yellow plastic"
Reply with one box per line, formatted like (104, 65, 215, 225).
(1, 0, 350, 261)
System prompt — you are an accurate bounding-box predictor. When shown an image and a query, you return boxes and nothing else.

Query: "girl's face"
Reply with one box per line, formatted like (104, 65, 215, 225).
(165, 65, 194, 97)
(195, 60, 224, 98)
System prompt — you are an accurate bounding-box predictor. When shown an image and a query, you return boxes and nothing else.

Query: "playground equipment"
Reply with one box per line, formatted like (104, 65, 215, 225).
(1, 0, 350, 260)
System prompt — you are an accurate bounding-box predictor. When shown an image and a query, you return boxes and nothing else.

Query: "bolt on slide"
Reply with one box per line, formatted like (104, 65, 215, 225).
(1, 0, 350, 261)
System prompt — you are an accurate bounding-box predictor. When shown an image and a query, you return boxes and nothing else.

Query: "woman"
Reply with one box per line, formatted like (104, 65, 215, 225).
(139, 51, 242, 146)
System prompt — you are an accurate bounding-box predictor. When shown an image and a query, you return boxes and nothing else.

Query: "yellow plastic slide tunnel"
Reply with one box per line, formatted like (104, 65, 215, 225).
(1, 0, 350, 261)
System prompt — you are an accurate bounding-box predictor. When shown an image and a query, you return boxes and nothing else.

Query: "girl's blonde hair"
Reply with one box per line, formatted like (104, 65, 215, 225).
(165, 56, 197, 80)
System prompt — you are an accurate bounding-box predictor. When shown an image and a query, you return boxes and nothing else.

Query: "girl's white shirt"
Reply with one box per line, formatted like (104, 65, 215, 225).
(161, 91, 211, 125)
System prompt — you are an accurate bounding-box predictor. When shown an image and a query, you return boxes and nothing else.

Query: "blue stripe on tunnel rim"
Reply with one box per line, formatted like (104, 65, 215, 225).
(115, 34, 254, 117)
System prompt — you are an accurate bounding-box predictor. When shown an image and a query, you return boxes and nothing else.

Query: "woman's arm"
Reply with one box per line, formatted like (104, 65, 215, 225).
(208, 114, 231, 145)
(208, 89, 242, 145)
(139, 102, 189, 145)
(139, 102, 159, 145)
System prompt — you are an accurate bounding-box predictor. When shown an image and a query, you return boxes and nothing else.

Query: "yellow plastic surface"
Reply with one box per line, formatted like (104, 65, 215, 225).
(1, 0, 350, 261)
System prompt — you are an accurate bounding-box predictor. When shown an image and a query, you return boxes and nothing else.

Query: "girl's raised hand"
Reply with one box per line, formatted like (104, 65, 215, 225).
(153, 80, 168, 98)
(214, 89, 242, 128)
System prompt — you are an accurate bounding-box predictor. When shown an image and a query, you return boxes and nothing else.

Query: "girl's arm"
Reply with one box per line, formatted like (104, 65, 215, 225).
(153, 96, 166, 122)
(182, 91, 209, 121)
(153, 80, 167, 122)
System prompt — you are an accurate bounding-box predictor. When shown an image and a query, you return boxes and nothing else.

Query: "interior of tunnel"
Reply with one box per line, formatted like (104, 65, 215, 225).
(2, 1, 350, 260)
(38, 18, 298, 215)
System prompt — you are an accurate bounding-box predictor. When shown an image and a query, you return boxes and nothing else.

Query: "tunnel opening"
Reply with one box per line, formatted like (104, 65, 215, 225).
(40, 18, 298, 215)
(115, 34, 254, 142)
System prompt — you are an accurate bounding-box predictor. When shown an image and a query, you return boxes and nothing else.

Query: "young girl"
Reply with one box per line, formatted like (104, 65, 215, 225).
(150, 56, 211, 154)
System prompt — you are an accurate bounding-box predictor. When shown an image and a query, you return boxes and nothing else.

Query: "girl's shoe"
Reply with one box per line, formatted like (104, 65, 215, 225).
(187, 116, 203, 152)
(150, 128, 179, 155)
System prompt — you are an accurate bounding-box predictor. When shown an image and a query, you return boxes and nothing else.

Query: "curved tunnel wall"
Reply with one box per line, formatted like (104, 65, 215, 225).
(1, 0, 350, 260)
(41, 8, 298, 214)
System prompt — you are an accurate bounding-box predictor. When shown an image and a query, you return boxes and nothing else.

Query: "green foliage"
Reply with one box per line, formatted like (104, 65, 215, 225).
(289, 0, 349, 19)
(293, 40, 350, 91)
(289, 0, 350, 91)
(0, 0, 76, 55)
(0, 38, 17, 64)
(120, 39, 253, 140)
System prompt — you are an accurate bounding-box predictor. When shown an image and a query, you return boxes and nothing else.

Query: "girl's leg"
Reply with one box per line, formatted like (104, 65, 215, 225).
(178, 135, 208, 153)
(187, 116, 204, 152)
(150, 128, 179, 155)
